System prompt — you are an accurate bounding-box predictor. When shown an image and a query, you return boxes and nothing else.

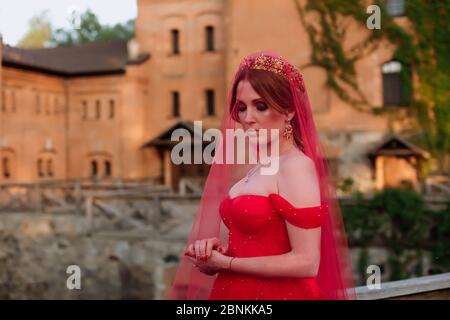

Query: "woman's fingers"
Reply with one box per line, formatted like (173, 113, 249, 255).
(211, 237, 220, 248)
(195, 239, 207, 259)
(217, 245, 226, 254)
(199, 239, 207, 260)
(195, 240, 201, 259)
(185, 243, 195, 257)
(205, 239, 214, 259)
(206, 238, 222, 259)
(189, 238, 224, 260)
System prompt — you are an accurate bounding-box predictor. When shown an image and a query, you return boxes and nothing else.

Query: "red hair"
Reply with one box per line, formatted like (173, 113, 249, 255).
(230, 69, 304, 151)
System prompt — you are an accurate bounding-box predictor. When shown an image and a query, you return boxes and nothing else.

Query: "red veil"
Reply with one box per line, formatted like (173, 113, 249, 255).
(168, 52, 355, 300)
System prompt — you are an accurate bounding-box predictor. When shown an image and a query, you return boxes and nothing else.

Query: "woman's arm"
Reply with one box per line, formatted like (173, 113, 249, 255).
(189, 234, 320, 278)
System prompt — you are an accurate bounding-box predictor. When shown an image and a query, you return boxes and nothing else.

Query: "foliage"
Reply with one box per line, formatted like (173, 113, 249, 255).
(342, 187, 450, 282)
(51, 9, 135, 46)
(17, 9, 135, 48)
(294, 0, 450, 169)
(336, 177, 355, 194)
(17, 11, 53, 48)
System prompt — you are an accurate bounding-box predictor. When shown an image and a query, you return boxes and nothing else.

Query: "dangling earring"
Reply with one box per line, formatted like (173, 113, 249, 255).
(282, 119, 293, 140)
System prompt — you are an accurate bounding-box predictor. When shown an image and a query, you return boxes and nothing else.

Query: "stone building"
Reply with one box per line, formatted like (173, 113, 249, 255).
(0, 0, 430, 194)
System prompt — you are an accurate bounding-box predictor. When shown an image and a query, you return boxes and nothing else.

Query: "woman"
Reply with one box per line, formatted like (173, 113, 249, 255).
(169, 52, 355, 300)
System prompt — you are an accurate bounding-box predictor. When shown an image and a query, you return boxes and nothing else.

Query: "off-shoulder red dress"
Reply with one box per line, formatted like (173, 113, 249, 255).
(208, 193, 328, 300)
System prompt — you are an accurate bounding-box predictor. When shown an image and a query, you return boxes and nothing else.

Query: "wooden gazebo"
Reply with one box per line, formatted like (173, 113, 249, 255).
(368, 134, 430, 191)
(141, 121, 211, 190)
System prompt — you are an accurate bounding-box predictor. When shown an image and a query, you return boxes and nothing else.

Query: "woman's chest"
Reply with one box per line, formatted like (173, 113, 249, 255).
(220, 195, 286, 236)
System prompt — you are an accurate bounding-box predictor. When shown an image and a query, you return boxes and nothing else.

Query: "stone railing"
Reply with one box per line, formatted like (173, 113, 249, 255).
(0, 178, 166, 213)
(355, 273, 450, 300)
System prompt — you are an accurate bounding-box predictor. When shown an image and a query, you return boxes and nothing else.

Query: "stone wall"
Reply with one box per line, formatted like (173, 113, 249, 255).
(0, 195, 443, 299)
(0, 197, 195, 299)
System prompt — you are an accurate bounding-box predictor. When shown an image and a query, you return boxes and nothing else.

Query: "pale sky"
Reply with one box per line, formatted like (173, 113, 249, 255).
(0, 0, 137, 46)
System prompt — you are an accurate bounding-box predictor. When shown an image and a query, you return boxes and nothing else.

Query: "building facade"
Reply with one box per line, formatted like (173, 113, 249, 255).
(0, 0, 429, 194)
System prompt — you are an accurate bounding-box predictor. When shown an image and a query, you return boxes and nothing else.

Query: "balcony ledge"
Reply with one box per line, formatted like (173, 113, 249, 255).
(355, 273, 450, 300)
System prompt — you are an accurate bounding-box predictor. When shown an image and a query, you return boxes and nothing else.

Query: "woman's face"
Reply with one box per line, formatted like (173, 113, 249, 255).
(235, 79, 288, 148)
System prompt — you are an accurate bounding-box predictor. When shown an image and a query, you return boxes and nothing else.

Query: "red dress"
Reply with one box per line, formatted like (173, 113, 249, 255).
(209, 193, 327, 300)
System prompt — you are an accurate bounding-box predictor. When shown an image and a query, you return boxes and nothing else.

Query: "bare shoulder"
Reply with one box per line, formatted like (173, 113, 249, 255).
(277, 150, 316, 179)
(276, 152, 321, 207)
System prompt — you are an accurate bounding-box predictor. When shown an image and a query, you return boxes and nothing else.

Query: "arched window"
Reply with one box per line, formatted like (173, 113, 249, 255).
(88, 153, 112, 179)
(54, 97, 58, 115)
(47, 159, 53, 177)
(382, 61, 409, 106)
(109, 99, 115, 119)
(1, 89, 6, 112)
(205, 89, 215, 116)
(37, 158, 44, 177)
(91, 160, 98, 178)
(96, 100, 101, 119)
(171, 29, 180, 55)
(82, 100, 88, 120)
(104, 160, 112, 177)
(11, 91, 16, 113)
(205, 26, 215, 52)
(36, 93, 41, 115)
(45, 95, 50, 115)
(2, 157, 10, 178)
(172, 91, 180, 117)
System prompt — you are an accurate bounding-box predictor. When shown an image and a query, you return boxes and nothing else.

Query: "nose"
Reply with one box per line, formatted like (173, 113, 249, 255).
(243, 107, 257, 126)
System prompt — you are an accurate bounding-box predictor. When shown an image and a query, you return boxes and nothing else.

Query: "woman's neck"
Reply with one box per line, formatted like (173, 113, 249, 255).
(255, 139, 298, 162)
(278, 140, 297, 157)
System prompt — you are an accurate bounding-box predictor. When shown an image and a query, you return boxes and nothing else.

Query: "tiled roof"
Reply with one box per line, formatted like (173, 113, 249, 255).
(2, 40, 150, 77)
(368, 134, 430, 158)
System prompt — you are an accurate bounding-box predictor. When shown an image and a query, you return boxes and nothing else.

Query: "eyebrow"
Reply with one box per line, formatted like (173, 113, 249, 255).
(237, 98, 264, 104)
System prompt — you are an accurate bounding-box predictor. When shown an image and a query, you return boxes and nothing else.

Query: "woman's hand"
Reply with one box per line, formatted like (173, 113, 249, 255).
(184, 237, 227, 260)
(185, 250, 232, 275)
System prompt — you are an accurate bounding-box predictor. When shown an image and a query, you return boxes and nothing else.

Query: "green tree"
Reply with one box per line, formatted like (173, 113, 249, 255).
(51, 9, 135, 46)
(17, 11, 53, 48)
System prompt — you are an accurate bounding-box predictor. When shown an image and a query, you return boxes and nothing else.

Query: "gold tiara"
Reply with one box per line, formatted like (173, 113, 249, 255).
(239, 54, 305, 92)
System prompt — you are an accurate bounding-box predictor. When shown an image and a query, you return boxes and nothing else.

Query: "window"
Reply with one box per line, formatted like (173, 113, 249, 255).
(91, 160, 98, 177)
(382, 61, 408, 106)
(96, 100, 101, 119)
(54, 97, 58, 115)
(2, 157, 10, 178)
(36, 94, 41, 115)
(82, 100, 88, 120)
(109, 99, 115, 119)
(104, 160, 112, 177)
(386, 0, 405, 17)
(206, 89, 215, 116)
(37, 158, 44, 177)
(172, 91, 180, 117)
(1, 90, 6, 112)
(45, 95, 50, 115)
(47, 159, 53, 177)
(11, 91, 16, 113)
(205, 26, 215, 52)
(171, 29, 180, 55)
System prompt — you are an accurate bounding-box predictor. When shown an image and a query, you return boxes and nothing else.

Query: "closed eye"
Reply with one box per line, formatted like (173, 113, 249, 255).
(255, 101, 268, 111)
(236, 99, 268, 112)
(237, 102, 246, 112)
